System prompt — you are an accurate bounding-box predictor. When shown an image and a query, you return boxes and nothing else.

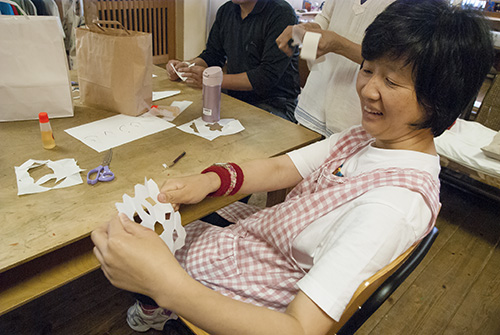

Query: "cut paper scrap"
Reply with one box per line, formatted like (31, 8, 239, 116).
(65, 114, 175, 152)
(115, 178, 186, 253)
(177, 117, 244, 141)
(15, 158, 84, 195)
(142, 100, 193, 122)
(153, 90, 181, 101)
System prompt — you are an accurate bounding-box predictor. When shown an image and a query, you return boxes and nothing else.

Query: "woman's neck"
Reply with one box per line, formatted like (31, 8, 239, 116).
(374, 130, 437, 155)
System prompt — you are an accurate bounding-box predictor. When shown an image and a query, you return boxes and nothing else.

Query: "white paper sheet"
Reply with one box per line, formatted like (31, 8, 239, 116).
(177, 117, 245, 141)
(65, 114, 175, 152)
(15, 158, 84, 195)
(115, 178, 186, 253)
(153, 90, 181, 101)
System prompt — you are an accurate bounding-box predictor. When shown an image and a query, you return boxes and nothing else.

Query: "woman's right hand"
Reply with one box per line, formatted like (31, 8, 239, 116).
(158, 173, 220, 210)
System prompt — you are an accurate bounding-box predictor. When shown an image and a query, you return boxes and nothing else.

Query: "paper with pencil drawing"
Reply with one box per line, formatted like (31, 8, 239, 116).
(65, 114, 175, 152)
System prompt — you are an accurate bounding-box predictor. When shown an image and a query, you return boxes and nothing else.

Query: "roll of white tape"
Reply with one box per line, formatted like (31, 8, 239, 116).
(300, 31, 321, 60)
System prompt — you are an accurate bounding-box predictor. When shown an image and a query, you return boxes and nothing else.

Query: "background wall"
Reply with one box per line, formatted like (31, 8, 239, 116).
(176, 0, 303, 60)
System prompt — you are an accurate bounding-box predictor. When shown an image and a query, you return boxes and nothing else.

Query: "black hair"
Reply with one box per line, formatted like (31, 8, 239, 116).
(362, 0, 494, 136)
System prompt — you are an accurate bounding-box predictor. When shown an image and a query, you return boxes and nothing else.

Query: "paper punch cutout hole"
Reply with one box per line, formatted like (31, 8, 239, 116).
(116, 178, 186, 253)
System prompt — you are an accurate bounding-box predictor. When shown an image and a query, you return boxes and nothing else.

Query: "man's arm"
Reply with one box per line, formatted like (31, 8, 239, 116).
(276, 22, 362, 64)
(276, 0, 362, 64)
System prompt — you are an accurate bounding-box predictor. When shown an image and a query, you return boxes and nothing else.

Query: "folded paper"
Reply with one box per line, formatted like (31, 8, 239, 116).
(115, 178, 186, 253)
(153, 90, 181, 102)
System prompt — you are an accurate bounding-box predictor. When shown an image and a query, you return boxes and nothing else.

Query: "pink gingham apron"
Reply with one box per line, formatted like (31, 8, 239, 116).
(175, 126, 440, 311)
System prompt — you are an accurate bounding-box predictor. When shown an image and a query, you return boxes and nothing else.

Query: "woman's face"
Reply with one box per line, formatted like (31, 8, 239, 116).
(356, 57, 433, 151)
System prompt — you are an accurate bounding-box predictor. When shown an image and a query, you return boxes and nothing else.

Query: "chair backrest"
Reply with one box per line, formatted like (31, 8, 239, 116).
(331, 226, 439, 335)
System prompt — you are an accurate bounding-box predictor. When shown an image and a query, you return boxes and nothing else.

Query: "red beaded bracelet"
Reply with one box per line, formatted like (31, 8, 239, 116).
(201, 163, 244, 197)
(228, 163, 244, 196)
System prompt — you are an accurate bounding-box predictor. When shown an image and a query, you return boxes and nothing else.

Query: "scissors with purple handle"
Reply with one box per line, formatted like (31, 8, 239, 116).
(87, 149, 115, 185)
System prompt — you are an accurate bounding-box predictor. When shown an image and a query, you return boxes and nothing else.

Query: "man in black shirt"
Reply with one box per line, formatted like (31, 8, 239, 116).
(167, 0, 301, 123)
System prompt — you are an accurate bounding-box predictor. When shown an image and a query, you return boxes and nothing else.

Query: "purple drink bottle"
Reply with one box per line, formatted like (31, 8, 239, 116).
(202, 66, 223, 123)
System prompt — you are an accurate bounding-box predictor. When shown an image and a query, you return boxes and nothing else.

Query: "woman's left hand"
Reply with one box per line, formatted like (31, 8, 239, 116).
(91, 213, 185, 299)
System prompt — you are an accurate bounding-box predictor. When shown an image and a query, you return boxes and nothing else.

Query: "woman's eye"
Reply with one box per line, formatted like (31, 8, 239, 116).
(385, 78, 397, 86)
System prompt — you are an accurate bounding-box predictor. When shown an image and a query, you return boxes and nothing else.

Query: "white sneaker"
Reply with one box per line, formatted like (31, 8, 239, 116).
(126, 300, 178, 332)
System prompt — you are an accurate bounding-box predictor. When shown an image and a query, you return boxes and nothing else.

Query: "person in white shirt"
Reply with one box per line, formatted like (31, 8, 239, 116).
(276, 0, 395, 136)
(91, 1, 494, 334)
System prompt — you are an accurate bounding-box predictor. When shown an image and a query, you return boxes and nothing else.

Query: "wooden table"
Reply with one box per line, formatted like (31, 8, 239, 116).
(0, 66, 321, 316)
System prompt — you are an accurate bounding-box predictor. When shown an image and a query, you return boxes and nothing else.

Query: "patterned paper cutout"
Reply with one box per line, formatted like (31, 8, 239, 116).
(115, 178, 186, 253)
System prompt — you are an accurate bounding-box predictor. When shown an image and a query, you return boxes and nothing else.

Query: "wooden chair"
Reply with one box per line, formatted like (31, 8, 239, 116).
(175, 227, 439, 335)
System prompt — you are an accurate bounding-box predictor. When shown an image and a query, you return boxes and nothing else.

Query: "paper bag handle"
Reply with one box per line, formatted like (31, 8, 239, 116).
(91, 19, 131, 35)
(0, 0, 28, 16)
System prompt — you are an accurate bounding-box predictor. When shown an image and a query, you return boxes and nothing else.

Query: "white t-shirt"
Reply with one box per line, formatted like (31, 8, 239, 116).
(295, 0, 395, 136)
(286, 130, 440, 321)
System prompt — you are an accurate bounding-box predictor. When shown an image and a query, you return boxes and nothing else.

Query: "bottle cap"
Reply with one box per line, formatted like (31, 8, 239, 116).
(38, 112, 49, 123)
(203, 66, 223, 87)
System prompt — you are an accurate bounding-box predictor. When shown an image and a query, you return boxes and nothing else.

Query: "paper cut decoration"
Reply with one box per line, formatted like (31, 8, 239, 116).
(115, 178, 186, 253)
(142, 100, 193, 122)
(15, 158, 84, 195)
(177, 117, 244, 141)
(65, 114, 175, 152)
(152, 90, 181, 101)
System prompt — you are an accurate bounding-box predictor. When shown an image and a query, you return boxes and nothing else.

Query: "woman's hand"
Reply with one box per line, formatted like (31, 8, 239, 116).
(158, 173, 220, 210)
(91, 214, 186, 300)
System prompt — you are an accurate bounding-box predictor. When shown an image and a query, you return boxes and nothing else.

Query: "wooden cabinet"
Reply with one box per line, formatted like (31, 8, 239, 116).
(95, 0, 175, 64)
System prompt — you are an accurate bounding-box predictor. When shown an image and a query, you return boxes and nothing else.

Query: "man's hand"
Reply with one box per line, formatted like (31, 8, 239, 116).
(178, 65, 206, 88)
(166, 59, 184, 81)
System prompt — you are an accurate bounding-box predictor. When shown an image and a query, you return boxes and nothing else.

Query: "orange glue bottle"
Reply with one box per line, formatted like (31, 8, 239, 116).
(38, 112, 56, 149)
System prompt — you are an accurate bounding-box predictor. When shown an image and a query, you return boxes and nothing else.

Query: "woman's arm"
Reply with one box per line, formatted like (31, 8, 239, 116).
(91, 214, 336, 335)
(158, 155, 303, 208)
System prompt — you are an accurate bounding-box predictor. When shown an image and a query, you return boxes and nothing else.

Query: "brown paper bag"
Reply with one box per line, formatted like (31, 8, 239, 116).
(75, 20, 152, 116)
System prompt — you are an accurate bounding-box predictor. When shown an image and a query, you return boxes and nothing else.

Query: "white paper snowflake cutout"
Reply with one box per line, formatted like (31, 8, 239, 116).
(115, 178, 186, 253)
